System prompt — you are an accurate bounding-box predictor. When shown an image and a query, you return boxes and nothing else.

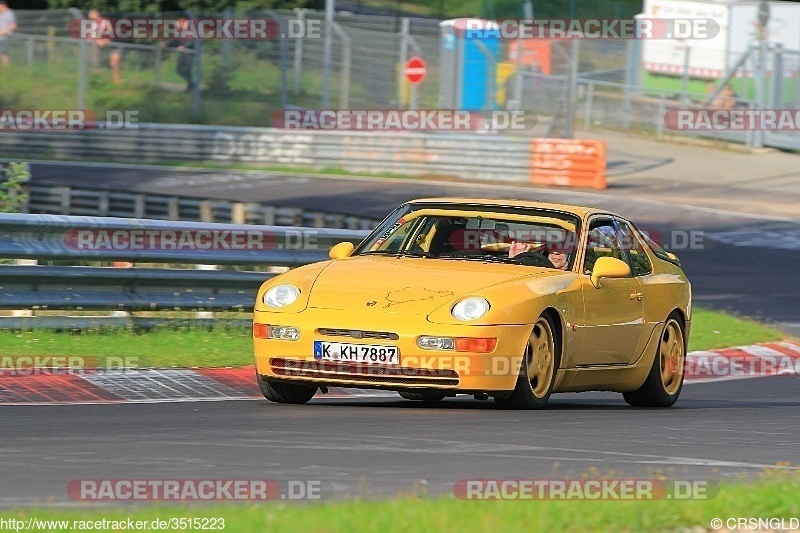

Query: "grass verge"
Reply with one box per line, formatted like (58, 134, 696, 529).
(0, 308, 788, 368)
(689, 308, 784, 351)
(6, 471, 800, 532)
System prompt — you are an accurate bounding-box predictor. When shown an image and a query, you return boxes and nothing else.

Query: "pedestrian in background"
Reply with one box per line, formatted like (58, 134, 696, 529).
(0, 1, 17, 68)
(88, 9, 123, 84)
(164, 18, 196, 92)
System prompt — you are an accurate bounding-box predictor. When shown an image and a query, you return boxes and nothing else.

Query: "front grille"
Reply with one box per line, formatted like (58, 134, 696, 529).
(270, 358, 459, 387)
(317, 328, 399, 341)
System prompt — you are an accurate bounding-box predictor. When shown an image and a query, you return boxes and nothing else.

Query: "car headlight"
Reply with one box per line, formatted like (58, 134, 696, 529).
(263, 284, 301, 308)
(451, 297, 490, 321)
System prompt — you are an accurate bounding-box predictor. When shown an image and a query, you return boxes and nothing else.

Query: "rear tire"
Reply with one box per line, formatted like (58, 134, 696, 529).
(257, 376, 317, 404)
(495, 313, 560, 410)
(623, 313, 686, 408)
(398, 391, 446, 402)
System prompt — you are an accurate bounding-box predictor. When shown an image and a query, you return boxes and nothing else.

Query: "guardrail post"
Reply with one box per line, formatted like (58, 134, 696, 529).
(263, 206, 275, 225)
(134, 195, 146, 218)
(231, 203, 246, 224)
(168, 197, 180, 220)
(200, 201, 213, 222)
(98, 191, 109, 216)
(327, 214, 344, 228)
(57, 186, 71, 215)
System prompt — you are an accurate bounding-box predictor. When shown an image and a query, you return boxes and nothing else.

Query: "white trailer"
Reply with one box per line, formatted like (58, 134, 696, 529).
(639, 0, 800, 79)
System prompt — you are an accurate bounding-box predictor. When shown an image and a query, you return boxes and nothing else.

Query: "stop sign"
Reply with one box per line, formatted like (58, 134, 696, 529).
(405, 57, 426, 84)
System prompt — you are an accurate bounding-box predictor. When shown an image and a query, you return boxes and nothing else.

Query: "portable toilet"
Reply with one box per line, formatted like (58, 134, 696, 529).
(438, 19, 501, 111)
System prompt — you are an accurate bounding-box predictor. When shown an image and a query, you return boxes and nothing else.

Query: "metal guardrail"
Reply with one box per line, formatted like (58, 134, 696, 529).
(26, 185, 380, 229)
(0, 124, 532, 183)
(0, 213, 372, 314)
(0, 213, 368, 265)
(0, 266, 267, 311)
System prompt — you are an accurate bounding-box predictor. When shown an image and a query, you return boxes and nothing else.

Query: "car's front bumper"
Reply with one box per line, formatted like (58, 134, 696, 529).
(253, 308, 532, 393)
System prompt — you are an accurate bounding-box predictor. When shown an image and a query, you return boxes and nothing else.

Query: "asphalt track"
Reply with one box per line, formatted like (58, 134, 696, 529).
(2, 160, 797, 506)
(2, 377, 799, 505)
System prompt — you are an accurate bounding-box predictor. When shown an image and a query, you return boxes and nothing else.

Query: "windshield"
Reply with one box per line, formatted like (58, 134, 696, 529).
(353, 203, 581, 271)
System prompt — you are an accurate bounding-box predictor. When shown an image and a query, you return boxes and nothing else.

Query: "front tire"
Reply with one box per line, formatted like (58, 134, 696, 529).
(623, 313, 686, 408)
(257, 376, 317, 404)
(495, 314, 560, 410)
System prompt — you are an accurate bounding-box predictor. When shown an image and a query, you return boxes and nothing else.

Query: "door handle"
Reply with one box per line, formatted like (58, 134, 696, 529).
(629, 292, 644, 301)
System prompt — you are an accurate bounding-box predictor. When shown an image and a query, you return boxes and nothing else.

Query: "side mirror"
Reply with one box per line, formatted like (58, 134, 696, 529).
(590, 257, 631, 288)
(329, 241, 355, 260)
(665, 251, 681, 266)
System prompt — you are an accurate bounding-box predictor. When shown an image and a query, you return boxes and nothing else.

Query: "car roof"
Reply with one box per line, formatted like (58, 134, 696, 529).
(407, 197, 621, 219)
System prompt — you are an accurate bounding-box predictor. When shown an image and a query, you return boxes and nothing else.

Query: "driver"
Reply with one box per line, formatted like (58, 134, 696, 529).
(547, 247, 569, 270)
(508, 241, 570, 270)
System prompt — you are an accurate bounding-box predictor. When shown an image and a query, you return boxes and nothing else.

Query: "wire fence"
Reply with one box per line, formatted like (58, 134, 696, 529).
(3, 9, 800, 149)
(5, 9, 630, 126)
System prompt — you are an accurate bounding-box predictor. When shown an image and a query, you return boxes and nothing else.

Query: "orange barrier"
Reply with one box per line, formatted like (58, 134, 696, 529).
(529, 139, 607, 190)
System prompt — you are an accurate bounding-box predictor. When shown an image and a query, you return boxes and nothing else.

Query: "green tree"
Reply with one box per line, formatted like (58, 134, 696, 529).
(0, 162, 30, 214)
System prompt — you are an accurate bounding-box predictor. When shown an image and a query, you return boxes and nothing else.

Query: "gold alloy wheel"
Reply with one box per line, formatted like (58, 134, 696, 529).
(660, 319, 685, 395)
(526, 317, 555, 398)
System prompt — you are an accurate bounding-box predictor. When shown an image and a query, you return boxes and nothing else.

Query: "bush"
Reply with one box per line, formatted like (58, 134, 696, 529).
(0, 162, 31, 213)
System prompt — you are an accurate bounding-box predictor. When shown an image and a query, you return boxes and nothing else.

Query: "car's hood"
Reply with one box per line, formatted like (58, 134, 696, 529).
(306, 256, 558, 314)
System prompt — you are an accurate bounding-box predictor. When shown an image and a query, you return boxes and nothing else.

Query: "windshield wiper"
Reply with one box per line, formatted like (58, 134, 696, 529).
(360, 250, 402, 256)
(359, 250, 432, 258)
(396, 250, 433, 258)
(442, 253, 518, 264)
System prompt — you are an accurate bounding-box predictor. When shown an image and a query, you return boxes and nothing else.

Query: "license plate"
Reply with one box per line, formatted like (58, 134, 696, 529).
(313, 341, 400, 365)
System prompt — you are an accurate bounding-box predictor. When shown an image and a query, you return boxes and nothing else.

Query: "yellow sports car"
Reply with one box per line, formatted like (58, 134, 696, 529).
(253, 198, 691, 409)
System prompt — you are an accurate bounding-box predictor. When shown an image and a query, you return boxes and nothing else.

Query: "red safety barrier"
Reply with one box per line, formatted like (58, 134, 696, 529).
(530, 138, 606, 190)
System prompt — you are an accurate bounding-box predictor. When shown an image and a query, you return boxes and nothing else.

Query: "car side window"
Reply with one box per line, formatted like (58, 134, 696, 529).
(583, 219, 626, 275)
(618, 221, 652, 277)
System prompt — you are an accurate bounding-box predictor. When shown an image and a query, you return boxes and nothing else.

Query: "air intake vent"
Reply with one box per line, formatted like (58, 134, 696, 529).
(318, 328, 399, 340)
